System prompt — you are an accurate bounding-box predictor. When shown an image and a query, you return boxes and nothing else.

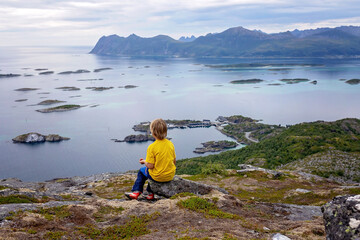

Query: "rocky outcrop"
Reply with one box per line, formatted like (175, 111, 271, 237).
(194, 140, 238, 154)
(149, 176, 228, 198)
(12, 133, 70, 143)
(237, 164, 284, 178)
(322, 195, 360, 240)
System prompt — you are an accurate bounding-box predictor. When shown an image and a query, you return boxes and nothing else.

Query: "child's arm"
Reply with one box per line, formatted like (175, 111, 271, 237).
(139, 158, 154, 169)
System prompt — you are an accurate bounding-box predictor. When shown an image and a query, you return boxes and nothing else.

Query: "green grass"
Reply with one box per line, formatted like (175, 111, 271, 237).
(201, 162, 226, 175)
(32, 205, 72, 221)
(177, 197, 239, 219)
(78, 213, 160, 239)
(44, 231, 66, 240)
(0, 195, 38, 204)
(93, 205, 125, 222)
(27, 229, 37, 234)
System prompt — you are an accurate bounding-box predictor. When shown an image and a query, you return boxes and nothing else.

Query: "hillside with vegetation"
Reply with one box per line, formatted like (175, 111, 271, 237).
(177, 118, 360, 182)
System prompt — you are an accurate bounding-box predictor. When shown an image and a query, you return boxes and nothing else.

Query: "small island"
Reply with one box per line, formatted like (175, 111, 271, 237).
(193, 140, 238, 154)
(86, 87, 114, 91)
(15, 99, 28, 102)
(36, 104, 82, 113)
(39, 71, 54, 75)
(55, 86, 80, 91)
(12, 132, 70, 143)
(0, 73, 21, 78)
(112, 134, 155, 143)
(133, 119, 214, 132)
(280, 78, 310, 84)
(58, 69, 90, 74)
(14, 88, 40, 91)
(345, 79, 360, 85)
(230, 79, 264, 84)
(94, 68, 112, 72)
(77, 78, 103, 81)
(119, 85, 138, 89)
(37, 100, 66, 105)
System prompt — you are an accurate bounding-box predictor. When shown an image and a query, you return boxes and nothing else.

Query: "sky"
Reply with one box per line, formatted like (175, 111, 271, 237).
(0, 0, 359, 46)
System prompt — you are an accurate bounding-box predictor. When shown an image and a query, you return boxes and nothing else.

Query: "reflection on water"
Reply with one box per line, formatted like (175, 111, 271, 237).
(0, 46, 360, 181)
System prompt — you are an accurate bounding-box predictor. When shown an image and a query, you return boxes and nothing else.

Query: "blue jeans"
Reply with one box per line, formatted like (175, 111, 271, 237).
(131, 167, 154, 193)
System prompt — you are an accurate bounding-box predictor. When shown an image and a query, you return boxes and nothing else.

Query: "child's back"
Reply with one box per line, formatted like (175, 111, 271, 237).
(146, 138, 176, 182)
(125, 118, 176, 200)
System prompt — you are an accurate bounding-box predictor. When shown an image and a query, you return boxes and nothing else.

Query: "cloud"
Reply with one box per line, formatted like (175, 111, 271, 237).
(0, 0, 359, 46)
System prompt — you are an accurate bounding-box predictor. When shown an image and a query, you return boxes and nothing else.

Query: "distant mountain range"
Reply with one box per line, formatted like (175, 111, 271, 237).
(90, 26, 360, 57)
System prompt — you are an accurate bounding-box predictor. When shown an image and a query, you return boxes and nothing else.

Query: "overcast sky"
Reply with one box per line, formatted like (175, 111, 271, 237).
(0, 0, 359, 46)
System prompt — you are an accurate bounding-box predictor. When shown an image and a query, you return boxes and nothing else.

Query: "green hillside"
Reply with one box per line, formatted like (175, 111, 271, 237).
(177, 118, 360, 175)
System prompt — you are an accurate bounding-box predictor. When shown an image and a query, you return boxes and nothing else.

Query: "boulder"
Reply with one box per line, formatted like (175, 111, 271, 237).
(149, 176, 228, 198)
(322, 195, 360, 240)
(272, 233, 291, 240)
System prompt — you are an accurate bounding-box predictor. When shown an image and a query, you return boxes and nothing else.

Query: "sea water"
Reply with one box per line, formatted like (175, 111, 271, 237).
(1, 46, 359, 181)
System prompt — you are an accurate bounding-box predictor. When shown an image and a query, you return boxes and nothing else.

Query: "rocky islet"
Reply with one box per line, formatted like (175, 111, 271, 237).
(12, 132, 70, 143)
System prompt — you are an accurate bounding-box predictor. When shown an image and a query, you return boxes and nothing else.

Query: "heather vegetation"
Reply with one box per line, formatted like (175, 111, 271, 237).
(177, 118, 360, 177)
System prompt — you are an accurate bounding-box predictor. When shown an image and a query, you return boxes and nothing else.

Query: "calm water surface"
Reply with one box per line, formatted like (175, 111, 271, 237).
(1, 46, 359, 181)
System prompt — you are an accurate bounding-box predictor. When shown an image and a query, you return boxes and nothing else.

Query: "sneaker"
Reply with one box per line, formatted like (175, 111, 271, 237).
(125, 191, 141, 200)
(146, 193, 154, 200)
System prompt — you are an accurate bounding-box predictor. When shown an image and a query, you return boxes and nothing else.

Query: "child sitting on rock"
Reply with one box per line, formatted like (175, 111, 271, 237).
(125, 118, 176, 200)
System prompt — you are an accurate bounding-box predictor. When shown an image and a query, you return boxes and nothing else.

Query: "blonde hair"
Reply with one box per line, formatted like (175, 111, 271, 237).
(150, 118, 167, 140)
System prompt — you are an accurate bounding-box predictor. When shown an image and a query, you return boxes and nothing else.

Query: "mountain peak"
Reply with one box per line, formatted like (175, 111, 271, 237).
(178, 35, 196, 42)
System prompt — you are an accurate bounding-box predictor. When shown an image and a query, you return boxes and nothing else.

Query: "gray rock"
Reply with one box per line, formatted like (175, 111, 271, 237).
(295, 188, 311, 193)
(273, 203, 322, 221)
(272, 233, 291, 240)
(237, 164, 284, 178)
(0, 201, 81, 221)
(322, 194, 360, 240)
(149, 176, 228, 198)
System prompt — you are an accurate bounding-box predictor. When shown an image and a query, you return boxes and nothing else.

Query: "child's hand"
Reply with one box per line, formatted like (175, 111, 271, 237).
(139, 158, 145, 164)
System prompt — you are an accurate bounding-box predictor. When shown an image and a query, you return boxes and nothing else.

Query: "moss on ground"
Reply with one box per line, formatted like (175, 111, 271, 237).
(31, 205, 72, 221)
(92, 176, 134, 199)
(43, 231, 66, 240)
(77, 212, 160, 239)
(177, 197, 239, 219)
(0, 195, 39, 204)
(93, 205, 124, 222)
